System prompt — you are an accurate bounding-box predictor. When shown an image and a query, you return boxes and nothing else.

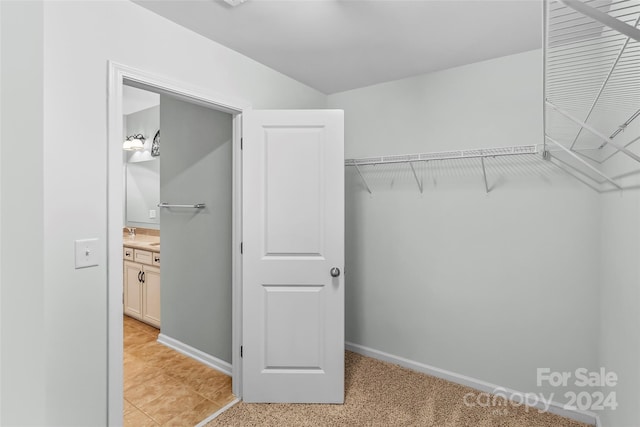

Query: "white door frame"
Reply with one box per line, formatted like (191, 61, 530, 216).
(106, 61, 249, 425)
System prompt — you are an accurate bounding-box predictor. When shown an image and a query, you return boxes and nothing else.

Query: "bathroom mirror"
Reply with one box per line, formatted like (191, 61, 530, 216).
(123, 86, 160, 229)
(126, 160, 160, 228)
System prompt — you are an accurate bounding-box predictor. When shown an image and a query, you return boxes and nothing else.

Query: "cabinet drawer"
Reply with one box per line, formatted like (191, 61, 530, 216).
(134, 249, 153, 265)
(152, 252, 160, 267)
(123, 247, 134, 260)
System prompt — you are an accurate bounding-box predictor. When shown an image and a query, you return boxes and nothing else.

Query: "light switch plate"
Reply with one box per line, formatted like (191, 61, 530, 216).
(75, 238, 99, 269)
(149, 209, 156, 219)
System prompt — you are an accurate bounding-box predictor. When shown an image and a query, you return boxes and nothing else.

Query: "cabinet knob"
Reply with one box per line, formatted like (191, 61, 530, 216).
(154, 257, 160, 262)
(330, 267, 341, 278)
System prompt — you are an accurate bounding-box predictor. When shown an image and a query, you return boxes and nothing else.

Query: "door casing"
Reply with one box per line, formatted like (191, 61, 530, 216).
(107, 61, 249, 425)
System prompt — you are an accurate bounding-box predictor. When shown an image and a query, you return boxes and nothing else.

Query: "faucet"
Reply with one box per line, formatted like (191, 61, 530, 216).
(127, 227, 136, 237)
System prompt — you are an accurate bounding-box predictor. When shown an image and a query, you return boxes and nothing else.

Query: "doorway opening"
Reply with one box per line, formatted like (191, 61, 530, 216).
(107, 62, 248, 425)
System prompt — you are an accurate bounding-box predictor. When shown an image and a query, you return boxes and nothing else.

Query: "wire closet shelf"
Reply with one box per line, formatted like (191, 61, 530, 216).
(543, 0, 640, 191)
(345, 0, 640, 194)
(345, 145, 539, 194)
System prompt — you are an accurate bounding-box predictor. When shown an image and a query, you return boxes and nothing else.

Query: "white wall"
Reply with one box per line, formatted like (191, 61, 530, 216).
(328, 49, 602, 398)
(0, 0, 325, 424)
(3, 1, 635, 424)
(599, 118, 640, 427)
(0, 1, 46, 425)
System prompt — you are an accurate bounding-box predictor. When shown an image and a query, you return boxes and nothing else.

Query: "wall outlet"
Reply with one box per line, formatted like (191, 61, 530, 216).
(149, 209, 156, 219)
(75, 238, 99, 269)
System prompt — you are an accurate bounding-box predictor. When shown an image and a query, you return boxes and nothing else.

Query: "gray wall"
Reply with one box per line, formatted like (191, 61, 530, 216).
(328, 49, 601, 398)
(125, 105, 160, 229)
(160, 95, 233, 363)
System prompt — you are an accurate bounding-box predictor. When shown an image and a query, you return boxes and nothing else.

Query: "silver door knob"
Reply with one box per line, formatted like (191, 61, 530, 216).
(330, 267, 340, 278)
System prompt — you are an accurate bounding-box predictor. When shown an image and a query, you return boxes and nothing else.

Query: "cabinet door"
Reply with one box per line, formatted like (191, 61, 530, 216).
(142, 265, 161, 328)
(124, 261, 143, 320)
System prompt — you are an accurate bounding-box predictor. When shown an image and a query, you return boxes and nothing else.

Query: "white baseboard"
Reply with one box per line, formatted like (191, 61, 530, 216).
(157, 333, 232, 376)
(195, 398, 240, 427)
(345, 341, 598, 427)
(595, 415, 603, 427)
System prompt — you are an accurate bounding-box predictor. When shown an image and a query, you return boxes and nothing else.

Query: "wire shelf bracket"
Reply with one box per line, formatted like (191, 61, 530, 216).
(409, 162, 423, 193)
(480, 157, 490, 193)
(353, 163, 372, 194)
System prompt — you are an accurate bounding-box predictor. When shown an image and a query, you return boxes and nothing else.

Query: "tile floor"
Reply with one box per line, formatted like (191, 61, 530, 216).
(124, 316, 235, 426)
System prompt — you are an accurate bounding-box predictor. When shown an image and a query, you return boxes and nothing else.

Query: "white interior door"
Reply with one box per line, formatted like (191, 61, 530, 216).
(242, 110, 344, 403)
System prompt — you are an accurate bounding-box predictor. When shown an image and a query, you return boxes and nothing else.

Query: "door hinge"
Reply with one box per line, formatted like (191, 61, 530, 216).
(240, 137, 243, 150)
(240, 242, 243, 254)
(240, 346, 243, 358)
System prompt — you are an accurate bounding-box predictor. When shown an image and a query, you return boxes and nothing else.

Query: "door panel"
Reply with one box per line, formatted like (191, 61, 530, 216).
(264, 285, 324, 369)
(142, 265, 161, 328)
(123, 261, 142, 319)
(264, 127, 324, 256)
(243, 110, 344, 403)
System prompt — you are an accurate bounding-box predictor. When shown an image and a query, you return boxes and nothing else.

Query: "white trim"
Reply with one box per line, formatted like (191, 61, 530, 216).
(194, 398, 241, 427)
(345, 342, 598, 427)
(595, 414, 603, 427)
(231, 113, 244, 398)
(158, 334, 232, 376)
(107, 61, 249, 425)
(107, 61, 126, 427)
(115, 62, 249, 115)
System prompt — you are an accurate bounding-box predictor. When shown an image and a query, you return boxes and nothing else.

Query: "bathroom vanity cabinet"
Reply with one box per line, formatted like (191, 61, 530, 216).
(124, 247, 161, 328)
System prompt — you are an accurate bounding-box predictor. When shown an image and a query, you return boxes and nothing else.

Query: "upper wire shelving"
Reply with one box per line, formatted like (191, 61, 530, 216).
(544, 0, 640, 190)
(345, 145, 539, 194)
(346, 0, 640, 195)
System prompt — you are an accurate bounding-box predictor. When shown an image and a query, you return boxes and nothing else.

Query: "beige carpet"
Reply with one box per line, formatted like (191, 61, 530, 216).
(206, 352, 591, 427)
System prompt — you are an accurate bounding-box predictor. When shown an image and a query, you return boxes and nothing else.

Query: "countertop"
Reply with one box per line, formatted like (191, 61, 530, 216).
(123, 234, 160, 252)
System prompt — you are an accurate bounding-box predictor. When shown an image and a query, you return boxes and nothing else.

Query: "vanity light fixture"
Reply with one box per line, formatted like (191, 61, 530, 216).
(123, 134, 145, 151)
(223, 0, 248, 6)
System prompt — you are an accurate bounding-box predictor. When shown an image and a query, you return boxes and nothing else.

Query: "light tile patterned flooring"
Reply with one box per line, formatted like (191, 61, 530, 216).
(124, 316, 235, 426)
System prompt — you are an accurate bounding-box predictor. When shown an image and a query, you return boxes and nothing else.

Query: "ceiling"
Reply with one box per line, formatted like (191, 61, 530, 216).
(134, 0, 542, 94)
